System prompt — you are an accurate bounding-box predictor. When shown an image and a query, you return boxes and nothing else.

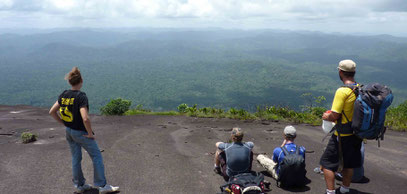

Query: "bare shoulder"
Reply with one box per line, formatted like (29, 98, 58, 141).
(245, 141, 254, 148)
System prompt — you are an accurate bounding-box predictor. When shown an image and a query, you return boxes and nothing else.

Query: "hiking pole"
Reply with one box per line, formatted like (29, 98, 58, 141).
(337, 130, 344, 173)
(337, 113, 346, 173)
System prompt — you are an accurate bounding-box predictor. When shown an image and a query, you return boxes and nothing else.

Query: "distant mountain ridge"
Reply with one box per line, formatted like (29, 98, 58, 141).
(0, 29, 406, 112)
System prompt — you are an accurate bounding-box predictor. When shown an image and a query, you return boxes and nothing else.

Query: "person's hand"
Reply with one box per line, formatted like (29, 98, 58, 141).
(322, 110, 332, 120)
(322, 112, 330, 120)
(83, 134, 95, 139)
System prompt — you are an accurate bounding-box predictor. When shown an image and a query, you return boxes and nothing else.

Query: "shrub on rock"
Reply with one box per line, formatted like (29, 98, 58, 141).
(21, 132, 37, 144)
(100, 98, 132, 115)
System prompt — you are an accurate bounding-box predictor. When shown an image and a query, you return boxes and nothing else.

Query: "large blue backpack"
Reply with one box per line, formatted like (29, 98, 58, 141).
(343, 83, 393, 144)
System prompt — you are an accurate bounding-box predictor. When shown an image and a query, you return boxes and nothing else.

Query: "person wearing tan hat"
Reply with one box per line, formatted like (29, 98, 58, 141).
(320, 59, 363, 194)
(214, 127, 254, 181)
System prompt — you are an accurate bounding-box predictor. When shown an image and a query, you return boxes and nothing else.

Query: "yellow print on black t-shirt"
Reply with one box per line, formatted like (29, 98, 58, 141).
(60, 98, 75, 122)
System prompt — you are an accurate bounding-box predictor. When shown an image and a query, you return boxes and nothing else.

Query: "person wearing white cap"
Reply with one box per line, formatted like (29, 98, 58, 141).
(257, 126, 306, 183)
(320, 59, 363, 194)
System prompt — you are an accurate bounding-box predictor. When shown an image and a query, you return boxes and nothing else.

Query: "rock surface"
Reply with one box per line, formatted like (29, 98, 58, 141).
(1, 105, 406, 194)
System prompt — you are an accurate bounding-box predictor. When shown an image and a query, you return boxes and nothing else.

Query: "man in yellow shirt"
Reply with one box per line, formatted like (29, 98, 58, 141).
(320, 60, 363, 194)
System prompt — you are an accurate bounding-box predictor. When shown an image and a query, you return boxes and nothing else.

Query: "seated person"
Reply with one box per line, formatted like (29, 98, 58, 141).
(214, 127, 254, 181)
(257, 126, 305, 180)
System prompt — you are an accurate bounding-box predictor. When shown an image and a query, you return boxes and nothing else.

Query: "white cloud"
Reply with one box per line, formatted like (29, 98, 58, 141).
(0, 0, 406, 36)
(0, 0, 13, 8)
(49, 0, 76, 10)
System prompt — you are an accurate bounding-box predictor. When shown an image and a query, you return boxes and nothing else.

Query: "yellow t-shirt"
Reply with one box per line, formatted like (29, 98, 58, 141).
(331, 85, 358, 136)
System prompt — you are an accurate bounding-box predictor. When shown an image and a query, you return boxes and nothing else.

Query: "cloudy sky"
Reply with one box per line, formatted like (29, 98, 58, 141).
(0, 0, 406, 36)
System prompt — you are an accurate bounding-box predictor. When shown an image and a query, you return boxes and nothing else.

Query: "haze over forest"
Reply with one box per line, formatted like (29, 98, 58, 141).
(1, 29, 406, 113)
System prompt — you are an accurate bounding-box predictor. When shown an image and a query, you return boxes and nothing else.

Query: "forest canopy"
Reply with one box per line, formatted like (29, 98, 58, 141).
(1, 29, 406, 113)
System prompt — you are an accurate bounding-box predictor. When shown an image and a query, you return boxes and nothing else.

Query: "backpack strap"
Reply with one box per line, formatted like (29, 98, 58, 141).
(280, 146, 290, 156)
(337, 87, 356, 135)
(336, 127, 344, 173)
(295, 146, 300, 155)
(341, 110, 350, 123)
(341, 83, 359, 122)
(219, 184, 227, 192)
(322, 126, 336, 142)
(253, 172, 264, 186)
(342, 83, 360, 96)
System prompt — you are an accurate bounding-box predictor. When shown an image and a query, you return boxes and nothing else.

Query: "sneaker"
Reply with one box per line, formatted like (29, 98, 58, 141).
(75, 184, 92, 193)
(335, 188, 349, 194)
(263, 180, 271, 189)
(99, 184, 120, 194)
(335, 172, 343, 181)
(213, 166, 221, 175)
(314, 167, 324, 174)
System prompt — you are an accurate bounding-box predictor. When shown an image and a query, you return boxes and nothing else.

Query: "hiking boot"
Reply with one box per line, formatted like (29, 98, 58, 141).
(214, 166, 221, 175)
(75, 184, 92, 193)
(98, 184, 119, 194)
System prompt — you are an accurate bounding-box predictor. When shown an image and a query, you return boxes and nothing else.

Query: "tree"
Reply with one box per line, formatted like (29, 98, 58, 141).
(100, 98, 132, 115)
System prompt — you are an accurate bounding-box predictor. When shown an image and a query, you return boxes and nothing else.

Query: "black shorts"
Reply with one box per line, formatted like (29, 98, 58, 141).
(320, 134, 362, 172)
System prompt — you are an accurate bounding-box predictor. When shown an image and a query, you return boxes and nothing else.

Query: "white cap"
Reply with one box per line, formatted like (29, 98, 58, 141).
(284, 125, 296, 136)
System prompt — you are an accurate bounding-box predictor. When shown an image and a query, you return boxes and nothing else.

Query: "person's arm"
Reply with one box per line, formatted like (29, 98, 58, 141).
(272, 148, 279, 163)
(322, 111, 341, 122)
(49, 101, 64, 125)
(216, 142, 226, 150)
(246, 142, 254, 149)
(280, 139, 287, 147)
(322, 88, 345, 122)
(80, 107, 94, 139)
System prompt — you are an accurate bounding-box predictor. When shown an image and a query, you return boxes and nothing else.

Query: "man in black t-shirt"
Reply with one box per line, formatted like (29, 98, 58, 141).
(50, 67, 119, 194)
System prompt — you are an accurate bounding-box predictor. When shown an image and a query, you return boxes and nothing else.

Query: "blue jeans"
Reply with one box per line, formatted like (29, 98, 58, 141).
(352, 143, 365, 181)
(66, 127, 106, 187)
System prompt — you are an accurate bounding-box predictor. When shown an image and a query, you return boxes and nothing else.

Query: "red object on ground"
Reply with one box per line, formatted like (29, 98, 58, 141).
(325, 110, 332, 114)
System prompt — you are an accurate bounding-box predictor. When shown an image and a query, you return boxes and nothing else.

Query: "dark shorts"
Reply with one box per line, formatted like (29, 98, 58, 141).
(218, 152, 229, 181)
(320, 134, 362, 172)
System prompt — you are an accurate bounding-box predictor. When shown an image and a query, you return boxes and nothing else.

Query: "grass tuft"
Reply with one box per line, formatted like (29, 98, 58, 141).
(21, 132, 37, 144)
